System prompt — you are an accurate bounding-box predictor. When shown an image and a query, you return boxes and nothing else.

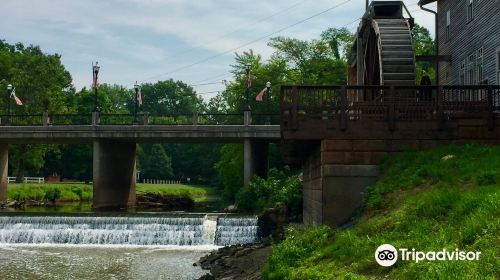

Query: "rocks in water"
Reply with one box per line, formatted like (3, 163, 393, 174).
(136, 192, 195, 211)
(224, 204, 237, 213)
(195, 243, 271, 280)
(258, 206, 287, 241)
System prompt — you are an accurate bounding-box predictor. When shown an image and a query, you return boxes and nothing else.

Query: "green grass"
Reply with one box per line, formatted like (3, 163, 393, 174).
(7, 183, 216, 202)
(263, 144, 500, 280)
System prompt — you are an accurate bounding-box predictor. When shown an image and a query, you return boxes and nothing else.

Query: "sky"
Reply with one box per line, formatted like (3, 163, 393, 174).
(0, 0, 436, 100)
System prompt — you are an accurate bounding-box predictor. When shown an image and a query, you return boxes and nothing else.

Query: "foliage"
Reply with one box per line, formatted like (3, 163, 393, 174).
(412, 23, 436, 84)
(7, 183, 213, 203)
(138, 144, 173, 180)
(263, 145, 500, 279)
(235, 169, 302, 217)
(215, 144, 244, 201)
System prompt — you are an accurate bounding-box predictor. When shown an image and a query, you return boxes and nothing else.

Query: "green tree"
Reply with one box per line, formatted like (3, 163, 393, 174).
(138, 144, 173, 180)
(412, 23, 436, 83)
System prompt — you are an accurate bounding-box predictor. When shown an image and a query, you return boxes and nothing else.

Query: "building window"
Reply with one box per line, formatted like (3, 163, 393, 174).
(476, 47, 483, 84)
(460, 60, 466, 85)
(468, 53, 475, 84)
(467, 0, 474, 22)
(446, 10, 450, 40)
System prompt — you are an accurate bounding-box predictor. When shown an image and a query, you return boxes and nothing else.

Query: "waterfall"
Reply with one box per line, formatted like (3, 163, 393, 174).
(0, 215, 258, 246)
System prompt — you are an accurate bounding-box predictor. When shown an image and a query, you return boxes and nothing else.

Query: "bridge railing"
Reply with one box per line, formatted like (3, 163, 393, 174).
(281, 85, 500, 129)
(0, 112, 279, 126)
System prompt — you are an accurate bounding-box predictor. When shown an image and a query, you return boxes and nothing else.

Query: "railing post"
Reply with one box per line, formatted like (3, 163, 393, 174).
(437, 86, 444, 130)
(92, 111, 100, 126)
(244, 110, 252, 126)
(192, 112, 199, 125)
(388, 86, 396, 131)
(291, 86, 298, 130)
(143, 112, 149, 125)
(42, 111, 49, 126)
(339, 86, 347, 131)
(487, 85, 495, 130)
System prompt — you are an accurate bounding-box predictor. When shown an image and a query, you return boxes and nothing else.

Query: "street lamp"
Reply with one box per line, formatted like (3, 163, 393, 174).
(266, 81, 271, 125)
(6, 84, 12, 125)
(92, 62, 100, 112)
(134, 81, 140, 124)
(245, 64, 251, 111)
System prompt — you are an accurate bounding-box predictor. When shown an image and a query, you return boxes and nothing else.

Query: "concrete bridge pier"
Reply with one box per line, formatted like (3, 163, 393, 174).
(303, 140, 381, 227)
(93, 140, 136, 210)
(0, 144, 7, 202)
(243, 139, 269, 186)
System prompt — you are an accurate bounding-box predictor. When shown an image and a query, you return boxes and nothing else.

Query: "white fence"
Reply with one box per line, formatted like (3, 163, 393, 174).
(142, 179, 181, 184)
(8, 177, 45, 184)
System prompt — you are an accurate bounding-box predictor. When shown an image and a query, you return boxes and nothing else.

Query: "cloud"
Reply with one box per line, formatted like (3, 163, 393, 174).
(0, 0, 435, 95)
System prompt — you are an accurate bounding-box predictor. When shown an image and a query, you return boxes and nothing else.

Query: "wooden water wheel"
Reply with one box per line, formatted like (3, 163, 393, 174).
(350, 1, 416, 86)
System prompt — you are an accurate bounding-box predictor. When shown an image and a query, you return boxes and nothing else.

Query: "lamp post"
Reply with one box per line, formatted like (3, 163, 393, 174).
(92, 62, 100, 112)
(6, 84, 12, 125)
(266, 81, 271, 125)
(245, 64, 251, 111)
(134, 82, 140, 124)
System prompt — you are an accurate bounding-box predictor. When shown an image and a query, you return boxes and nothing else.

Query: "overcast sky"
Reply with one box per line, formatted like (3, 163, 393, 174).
(1, 0, 435, 100)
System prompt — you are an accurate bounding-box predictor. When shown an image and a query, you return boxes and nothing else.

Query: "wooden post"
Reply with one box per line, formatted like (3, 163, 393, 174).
(437, 86, 444, 130)
(487, 85, 495, 131)
(291, 86, 298, 130)
(388, 86, 396, 131)
(340, 86, 348, 131)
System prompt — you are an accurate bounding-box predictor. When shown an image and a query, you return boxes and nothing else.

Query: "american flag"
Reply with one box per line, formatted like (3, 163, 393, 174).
(256, 87, 267, 102)
(93, 68, 99, 89)
(10, 88, 23, 106)
(137, 87, 142, 106)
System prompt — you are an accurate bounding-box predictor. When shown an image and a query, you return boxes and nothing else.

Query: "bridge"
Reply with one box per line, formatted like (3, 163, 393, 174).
(280, 85, 500, 226)
(0, 111, 280, 209)
(0, 85, 498, 226)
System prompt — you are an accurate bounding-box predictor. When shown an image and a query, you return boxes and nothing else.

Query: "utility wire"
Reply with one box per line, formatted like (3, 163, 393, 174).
(138, 0, 354, 83)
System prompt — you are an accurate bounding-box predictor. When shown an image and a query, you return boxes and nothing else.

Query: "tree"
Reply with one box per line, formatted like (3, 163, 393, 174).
(138, 144, 173, 180)
(412, 24, 436, 84)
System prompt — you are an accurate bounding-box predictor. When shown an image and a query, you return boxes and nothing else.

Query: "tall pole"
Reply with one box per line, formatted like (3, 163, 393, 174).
(366, 0, 369, 11)
(134, 82, 139, 124)
(245, 64, 251, 111)
(6, 84, 12, 125)
(92, 62, 100, 112)
(266, 81, 271, 125)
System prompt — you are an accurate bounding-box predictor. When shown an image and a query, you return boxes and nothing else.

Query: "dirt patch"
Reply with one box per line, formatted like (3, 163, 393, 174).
(195, 243, 272, 280)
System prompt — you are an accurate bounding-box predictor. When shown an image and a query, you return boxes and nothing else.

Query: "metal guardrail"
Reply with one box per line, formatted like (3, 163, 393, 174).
(0, 112, 279, 126)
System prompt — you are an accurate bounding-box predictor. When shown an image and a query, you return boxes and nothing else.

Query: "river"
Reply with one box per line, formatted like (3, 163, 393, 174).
(0, 214, 259, 279)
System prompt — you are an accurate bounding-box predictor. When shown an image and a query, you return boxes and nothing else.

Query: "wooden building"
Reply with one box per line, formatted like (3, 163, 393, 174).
(419, 0, 500, 85)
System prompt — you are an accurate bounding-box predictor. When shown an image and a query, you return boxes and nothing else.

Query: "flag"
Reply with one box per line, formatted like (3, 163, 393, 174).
(256, 87, 267, 102)
(10, 88, 23, 106)
(137, 87, 142, 106)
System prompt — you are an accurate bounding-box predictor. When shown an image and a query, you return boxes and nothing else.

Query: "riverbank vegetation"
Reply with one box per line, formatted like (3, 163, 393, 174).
(263, 144, 500, 279)
(6, 183, 215, 203)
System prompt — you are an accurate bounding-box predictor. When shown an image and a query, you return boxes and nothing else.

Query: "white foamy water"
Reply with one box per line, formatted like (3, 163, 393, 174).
(0, 215, 259, 246)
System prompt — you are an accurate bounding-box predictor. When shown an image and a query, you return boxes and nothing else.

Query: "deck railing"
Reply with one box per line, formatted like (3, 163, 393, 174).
(280, 85, 500, 130)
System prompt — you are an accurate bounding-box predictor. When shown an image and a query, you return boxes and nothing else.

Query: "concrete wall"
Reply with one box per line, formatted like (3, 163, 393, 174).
(302, 141, 380, 227)
(93, 140, 136, 210)
(0, 144, 7, 202)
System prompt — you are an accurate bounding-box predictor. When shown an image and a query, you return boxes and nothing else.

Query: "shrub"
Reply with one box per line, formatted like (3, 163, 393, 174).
(235, 169, 302, 217)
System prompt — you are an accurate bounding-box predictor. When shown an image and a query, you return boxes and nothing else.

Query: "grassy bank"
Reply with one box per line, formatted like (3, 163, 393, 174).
(264, 144, 499, 279)
(7, 183, 216, 202)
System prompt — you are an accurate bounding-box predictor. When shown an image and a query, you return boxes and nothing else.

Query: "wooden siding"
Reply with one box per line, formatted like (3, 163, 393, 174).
(437, 0, 500, 85)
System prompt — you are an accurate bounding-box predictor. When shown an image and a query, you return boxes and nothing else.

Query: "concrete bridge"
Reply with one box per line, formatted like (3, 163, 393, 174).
(0, 112, 280, 209)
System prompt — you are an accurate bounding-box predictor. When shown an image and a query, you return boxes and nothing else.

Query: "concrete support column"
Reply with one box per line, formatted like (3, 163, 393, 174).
(243, 138, 253, 186)
(243, 139, 269, 186)
(0, 144, 8, 202)
(93, 140, 136, 210)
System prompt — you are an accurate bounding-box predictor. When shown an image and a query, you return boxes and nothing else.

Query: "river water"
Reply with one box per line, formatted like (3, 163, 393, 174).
(0, 214, 259, 279)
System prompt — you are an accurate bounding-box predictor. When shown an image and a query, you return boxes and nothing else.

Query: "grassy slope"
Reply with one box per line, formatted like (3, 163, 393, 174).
(7, 183, 215, 202)
(263, 144, 500, 280)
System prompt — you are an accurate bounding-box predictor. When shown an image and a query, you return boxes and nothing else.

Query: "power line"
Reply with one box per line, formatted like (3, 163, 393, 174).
(138, 0, 354, 83)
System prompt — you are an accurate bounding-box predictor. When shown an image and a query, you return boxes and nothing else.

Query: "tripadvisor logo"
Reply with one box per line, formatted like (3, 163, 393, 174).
(375, 244, 481, 267)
